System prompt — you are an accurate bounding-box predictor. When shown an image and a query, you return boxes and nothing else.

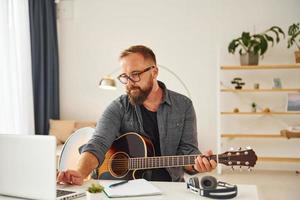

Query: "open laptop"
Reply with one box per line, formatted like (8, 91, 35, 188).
(0, 134, 85, 200)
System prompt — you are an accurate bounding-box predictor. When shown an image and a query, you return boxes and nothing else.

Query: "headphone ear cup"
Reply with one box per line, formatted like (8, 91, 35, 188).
(201, 176, 218, 190)
(190, 177, 200, 189)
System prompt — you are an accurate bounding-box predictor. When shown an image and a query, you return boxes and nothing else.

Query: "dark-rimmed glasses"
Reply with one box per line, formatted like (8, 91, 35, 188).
(117, 66, 155, 84)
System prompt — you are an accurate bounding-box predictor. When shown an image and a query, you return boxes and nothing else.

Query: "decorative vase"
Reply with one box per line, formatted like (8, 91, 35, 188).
(295, 51, 300, 63)
(86, 191, 102, 200)
(263, 108, 271, 113)
(240, 52, 259, 66)
(233, 108, 239, 113)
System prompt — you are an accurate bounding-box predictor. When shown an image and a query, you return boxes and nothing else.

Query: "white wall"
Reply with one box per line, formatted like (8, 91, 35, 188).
(57, 0, 300, 169)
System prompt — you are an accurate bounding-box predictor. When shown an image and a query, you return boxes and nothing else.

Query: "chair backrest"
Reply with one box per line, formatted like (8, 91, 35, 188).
(58, 127, 94, 171)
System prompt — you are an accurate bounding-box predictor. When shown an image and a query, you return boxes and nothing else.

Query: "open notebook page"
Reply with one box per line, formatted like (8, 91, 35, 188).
(101, 179, 162, 198)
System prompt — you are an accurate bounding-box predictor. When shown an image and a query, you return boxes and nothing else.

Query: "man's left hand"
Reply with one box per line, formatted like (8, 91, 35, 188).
(193, 150, 217, 172)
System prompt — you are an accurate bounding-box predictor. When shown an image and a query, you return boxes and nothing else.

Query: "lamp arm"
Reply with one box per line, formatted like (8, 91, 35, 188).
(107, 67, 120, 77)
(158, 64, 192, 99)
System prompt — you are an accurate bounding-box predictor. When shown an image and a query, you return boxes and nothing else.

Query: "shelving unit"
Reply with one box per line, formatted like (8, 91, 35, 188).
(221, 134, 284, 138)
(221, 88, 300, 92)
(258, 157, 300, 163)
(218, 63, 300, 171)
(221, 112, 300, 115)
(221, 64, 300, 70)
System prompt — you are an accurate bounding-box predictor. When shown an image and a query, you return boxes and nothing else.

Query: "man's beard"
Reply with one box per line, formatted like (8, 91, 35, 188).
(126, 80, 153, 106)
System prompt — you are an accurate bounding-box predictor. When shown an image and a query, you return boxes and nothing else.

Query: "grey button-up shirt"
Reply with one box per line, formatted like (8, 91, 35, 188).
(81, 81, 200, 181)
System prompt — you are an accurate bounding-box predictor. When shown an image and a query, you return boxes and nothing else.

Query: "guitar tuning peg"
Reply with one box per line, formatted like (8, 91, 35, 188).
(238, 147, 242, 151)
(246, 146, 251, 150)
(231, 166, 235, 171)
(239, 166, 243, 172)
(248, 167, 252, 172)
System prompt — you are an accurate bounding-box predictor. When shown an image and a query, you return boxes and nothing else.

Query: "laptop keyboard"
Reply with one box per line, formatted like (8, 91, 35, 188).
(56, 189, 75, 197)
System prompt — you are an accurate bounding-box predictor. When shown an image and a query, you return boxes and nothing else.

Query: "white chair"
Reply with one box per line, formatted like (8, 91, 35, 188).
(58, 127, 94, 171)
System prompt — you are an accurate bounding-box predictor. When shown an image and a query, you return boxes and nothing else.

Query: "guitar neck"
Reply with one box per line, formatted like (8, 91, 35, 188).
(129, 154, 217, 170)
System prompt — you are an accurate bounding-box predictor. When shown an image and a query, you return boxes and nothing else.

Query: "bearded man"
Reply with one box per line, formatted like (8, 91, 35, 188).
(57, 45, 216, 185)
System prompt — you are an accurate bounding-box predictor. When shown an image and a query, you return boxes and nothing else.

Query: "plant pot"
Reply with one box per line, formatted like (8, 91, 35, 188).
(295, 51, 300, 63)
(240, 52, 259, 66)
(86, 191, 102, 200)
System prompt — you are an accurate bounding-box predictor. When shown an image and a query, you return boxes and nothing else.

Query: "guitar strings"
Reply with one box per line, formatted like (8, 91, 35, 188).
(110, 156, 251, 163)
(107, 153, 254, 170)
(106, 153, 251, 161)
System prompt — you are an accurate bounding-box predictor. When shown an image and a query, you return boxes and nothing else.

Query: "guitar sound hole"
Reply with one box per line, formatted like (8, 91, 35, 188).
(110, 152, 129, 178)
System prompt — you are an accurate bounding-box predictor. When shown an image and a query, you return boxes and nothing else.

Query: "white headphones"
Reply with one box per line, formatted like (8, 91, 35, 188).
(187, 176, 238, 199)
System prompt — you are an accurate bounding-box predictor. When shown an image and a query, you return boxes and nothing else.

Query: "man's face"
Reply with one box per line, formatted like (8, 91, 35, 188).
(119, 53, 156, 105)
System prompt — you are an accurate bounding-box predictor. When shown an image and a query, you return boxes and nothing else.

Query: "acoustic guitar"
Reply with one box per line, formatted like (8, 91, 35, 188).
(97, 132, 257, 180)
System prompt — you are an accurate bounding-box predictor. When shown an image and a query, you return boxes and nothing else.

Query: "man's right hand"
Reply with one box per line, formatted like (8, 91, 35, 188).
(57, 170, 84, 185)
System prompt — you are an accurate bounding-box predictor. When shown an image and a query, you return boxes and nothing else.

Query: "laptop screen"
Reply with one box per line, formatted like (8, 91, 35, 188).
(0, 134, 57, 199)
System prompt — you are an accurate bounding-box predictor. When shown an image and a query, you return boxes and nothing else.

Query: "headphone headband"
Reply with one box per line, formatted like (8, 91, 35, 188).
(187, 176, 238, 199)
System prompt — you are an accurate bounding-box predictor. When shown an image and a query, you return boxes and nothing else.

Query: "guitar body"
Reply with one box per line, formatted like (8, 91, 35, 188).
(97, 132, 154, 180)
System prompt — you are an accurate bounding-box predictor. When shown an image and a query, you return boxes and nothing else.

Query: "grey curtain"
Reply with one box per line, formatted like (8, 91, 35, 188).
(29, 0, 60, 135)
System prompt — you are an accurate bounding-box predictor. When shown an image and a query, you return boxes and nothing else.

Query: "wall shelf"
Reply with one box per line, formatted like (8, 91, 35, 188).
(221, 88, 300, 93)
(221, 112, 300, 115)
(221, 134, 285, 138)
(221, 64, 300, 70)
(258, 157, 300, 163)
(219, 63, 300, 170)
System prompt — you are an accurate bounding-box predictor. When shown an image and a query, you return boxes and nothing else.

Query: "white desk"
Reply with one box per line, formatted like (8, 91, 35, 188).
(0, 180, 259, 200)
(59, 180, 259, 200)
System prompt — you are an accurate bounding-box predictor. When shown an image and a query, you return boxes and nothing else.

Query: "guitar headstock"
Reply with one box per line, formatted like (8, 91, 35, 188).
(218, 148, 257, 169)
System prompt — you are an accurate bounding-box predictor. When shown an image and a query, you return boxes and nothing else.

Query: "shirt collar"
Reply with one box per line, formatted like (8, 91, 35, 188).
(158, 81, 171, 106)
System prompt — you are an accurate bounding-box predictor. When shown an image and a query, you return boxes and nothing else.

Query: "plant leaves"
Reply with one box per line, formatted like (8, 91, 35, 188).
(287, 23, 300, 49)
(264, 34, 274, 46)
(288, 23, 300, 36)
(88, 183, 104, 193)
(253, 35, 268, 55)
(228, 39, 238, 53)
(259, 36, 268, 55)
(239, 48, 243, 55)
(253, 45, 260, 55)
(271, 26, 285, 38)
(241, 32, 251, 47)
(269, 26, 285, 43)
(271, 29, 280, 43)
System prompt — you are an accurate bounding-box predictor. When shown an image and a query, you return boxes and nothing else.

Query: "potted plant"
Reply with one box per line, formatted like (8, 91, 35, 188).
(86, 183, 104, 200)
(228, 26, 285, 65)
(287, 23, 300, 63)
(231, 77, 245, 89)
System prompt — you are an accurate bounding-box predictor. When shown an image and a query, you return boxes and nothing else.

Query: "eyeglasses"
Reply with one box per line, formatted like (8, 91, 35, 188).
(117, 66, 155, 84)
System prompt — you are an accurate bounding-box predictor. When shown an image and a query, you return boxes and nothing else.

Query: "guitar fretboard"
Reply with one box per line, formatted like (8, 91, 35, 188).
(128, 154, 217, 170)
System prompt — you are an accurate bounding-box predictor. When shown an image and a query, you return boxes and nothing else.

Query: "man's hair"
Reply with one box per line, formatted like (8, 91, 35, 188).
(119, 45, 156, 65)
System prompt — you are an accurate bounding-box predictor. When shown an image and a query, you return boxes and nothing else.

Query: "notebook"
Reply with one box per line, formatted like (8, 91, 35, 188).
(0, 134, 85, 200)
(101, 179, 162, 198)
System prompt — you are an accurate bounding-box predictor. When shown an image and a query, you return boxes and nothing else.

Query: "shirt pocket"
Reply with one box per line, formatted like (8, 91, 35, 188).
(166, 117, 184, 153)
